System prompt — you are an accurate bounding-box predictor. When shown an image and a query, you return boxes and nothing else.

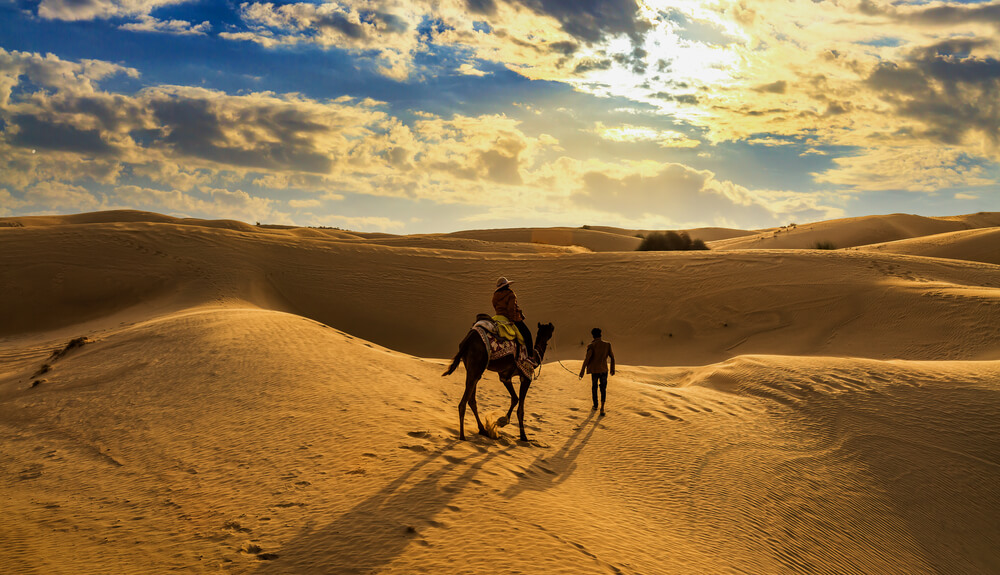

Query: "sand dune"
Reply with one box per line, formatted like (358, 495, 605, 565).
(850, 227, 1000, 265)
(2, 308, 998, 573)
(443, 227, 644, 252)
(2, 218, 997, 363)
(587, 225, 755, 242)
(709, 212, 1000, 251)
(2, 210, 999, 573)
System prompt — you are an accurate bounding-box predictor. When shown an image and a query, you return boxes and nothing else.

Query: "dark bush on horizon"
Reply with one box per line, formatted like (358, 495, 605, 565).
(636, 231, 709, 251)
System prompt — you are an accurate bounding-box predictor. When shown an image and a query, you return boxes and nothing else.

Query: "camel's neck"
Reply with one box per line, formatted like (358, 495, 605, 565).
(534, 338, 549, 360)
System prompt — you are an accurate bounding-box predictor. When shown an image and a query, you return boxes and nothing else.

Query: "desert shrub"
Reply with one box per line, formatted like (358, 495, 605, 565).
(813, 240, 836, 250)
(637, 231, 709, 251)
(581, 225, 592, 230)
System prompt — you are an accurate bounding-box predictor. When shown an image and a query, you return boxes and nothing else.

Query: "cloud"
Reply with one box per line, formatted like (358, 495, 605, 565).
(0, 49, 562, 209)
(865, 40, 1000, 154)
(955, 193, 978, 200)
(22, 181, 103, 211)
(0, 188, 26, 216)
(289, 198, 322, 208)
(589, 122, 700, 148)
(36, 0, 189, 21)
(111, 185, 293, 223)
(542, 158, 844, 228)
(813, 147, 993, 192)
(119, 16, 211, 35)
(859, 0, 1000, 32)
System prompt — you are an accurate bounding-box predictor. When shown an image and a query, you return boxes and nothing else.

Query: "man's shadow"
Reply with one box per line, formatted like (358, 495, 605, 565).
(503, 410, 601, 499)
(257, 440, 508, 573)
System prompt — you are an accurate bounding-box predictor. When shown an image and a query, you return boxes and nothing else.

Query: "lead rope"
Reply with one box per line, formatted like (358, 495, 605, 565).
(545, 337, 580, 378)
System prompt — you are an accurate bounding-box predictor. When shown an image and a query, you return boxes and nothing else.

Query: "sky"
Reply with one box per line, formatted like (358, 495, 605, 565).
(0, 0, 997, 233)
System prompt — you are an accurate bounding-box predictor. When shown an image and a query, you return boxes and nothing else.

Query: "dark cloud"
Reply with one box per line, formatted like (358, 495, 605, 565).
(510, 0, 650, 44)
(8, 114, 115, 156)
(150, 97, 335, 173)
(574, 58, 612, 74)
(43, 94, 143, 132)
(547, 41, 579, 56)
(866, 41, 1000, 150)
(466, 0, 498, 16)
(857, 0, 1000, 31)
(477, 136, 524, 184)
(755, 80, 787, 94)
(651, 92, 700, 105)
(902, 2, 1000, 30)
(315, 12, 368, 39)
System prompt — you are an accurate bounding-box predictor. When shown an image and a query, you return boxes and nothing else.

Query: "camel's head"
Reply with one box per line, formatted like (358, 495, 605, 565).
(536, 322, 555, 346)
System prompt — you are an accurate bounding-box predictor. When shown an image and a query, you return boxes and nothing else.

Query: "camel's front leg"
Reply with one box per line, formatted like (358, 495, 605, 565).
(516, 376, 531, 441)
(500, 377, 518, 427)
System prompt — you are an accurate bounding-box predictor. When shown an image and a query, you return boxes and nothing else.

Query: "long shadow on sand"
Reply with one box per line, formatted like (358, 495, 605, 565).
(256, 440, 510, 573)
(502, 410, 601, 499)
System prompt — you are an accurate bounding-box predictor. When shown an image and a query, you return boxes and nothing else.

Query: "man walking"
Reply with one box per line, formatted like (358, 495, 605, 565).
(579, 327, 615, 416)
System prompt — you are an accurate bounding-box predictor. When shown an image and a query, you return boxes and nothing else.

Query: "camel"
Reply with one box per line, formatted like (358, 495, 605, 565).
(442, 321, 555, 441)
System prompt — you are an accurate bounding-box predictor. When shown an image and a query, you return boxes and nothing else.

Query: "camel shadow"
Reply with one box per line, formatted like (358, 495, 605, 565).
(502, 410, 600, 499)
(255, 440, 508, 573)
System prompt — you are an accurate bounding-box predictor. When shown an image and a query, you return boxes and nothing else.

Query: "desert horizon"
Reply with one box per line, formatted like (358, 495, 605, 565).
(2, 208, 999, 573)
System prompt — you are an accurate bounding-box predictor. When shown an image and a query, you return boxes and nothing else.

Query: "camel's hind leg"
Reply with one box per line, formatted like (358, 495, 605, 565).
(467, 385, 488, 437)
(458, 354, 487, 441)
(501, 377, 518, 426)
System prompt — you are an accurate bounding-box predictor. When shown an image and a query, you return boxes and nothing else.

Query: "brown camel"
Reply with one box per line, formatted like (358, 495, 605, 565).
(442, 322, 555, 441)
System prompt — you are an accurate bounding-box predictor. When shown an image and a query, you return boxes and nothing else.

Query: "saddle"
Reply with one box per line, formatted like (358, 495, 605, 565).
(472, 314, 536, 380)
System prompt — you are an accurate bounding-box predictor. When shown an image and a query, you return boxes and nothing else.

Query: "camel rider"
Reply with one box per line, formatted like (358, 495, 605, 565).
(492, 277, 537, 364)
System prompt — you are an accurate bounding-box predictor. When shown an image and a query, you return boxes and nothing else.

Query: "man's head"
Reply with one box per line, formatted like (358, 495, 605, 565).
(592, 327, 602, 339)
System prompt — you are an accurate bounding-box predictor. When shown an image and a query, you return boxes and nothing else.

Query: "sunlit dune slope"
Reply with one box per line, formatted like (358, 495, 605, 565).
(2, 217, 998, 365)
(850, 227, 1000, 265)
(443, 227, 643, 252)
(709, 212, 1000, 251)
(1, 307, 998, 573)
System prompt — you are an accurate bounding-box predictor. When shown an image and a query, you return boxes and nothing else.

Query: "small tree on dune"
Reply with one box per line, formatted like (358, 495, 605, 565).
(637, 231, 709, 251)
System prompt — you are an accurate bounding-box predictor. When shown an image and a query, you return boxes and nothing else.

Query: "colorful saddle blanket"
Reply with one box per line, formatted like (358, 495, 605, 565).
(472, 315, 534, 381)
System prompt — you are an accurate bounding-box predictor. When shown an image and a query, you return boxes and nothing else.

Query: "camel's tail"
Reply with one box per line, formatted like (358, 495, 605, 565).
(442, 331, 475, 376)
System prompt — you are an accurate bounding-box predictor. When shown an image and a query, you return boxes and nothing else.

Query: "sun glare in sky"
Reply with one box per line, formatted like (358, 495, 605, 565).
(0, 0, 996, 232)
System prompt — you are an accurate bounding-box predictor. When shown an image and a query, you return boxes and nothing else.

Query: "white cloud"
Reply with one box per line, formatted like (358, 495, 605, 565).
(589, 122, 700, 148)
(37, 0, 188, 21)
(289, 198, 321, 208)
(955, 193, 979, 200)
(119, 16, 211, 35)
